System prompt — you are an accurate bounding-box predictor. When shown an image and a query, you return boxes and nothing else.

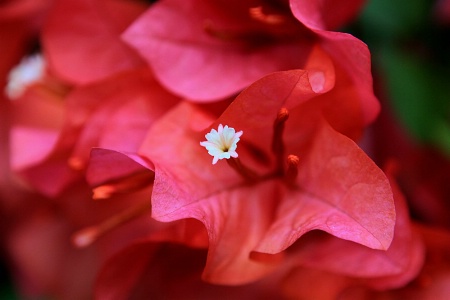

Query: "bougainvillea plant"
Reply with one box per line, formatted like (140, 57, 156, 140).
(1, 0, 449, 299)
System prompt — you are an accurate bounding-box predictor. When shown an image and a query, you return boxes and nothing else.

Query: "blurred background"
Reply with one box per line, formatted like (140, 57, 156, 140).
(351, 0, 450, 230)
(354, 0, 450, 158)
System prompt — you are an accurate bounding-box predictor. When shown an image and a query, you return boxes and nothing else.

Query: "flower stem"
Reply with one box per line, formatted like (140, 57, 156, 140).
(227, 157, 259, 182)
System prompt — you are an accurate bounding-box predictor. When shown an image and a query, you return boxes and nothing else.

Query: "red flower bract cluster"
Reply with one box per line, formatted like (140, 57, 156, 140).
(1, 0, 444, 299)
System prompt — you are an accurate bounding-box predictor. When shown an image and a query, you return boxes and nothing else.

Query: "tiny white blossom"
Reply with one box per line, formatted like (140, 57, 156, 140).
(200, 124, 243, 165)
(5, 54, 46, 99)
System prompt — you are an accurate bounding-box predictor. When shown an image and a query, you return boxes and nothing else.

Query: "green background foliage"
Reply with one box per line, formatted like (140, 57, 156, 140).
(355, 0, 450, 156)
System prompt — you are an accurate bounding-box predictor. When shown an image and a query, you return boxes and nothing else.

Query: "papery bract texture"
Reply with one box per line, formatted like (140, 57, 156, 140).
(294, 162, 422, 281)
(289, 0, 380, 125)
(10, 69, 178, 196)
(278, 162, 424, 299)
(87, 148, 154, 188)
(289, 0, 364, 30)
(139, 70, 395, 285)
(43, 0, 146, 84)
(123, 0, 372, 104)
(123, 0, 379, 142)
(253, 120, 395, 253)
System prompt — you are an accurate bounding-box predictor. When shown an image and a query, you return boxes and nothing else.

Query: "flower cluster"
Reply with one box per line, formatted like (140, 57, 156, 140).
(0, 0, 449, 299)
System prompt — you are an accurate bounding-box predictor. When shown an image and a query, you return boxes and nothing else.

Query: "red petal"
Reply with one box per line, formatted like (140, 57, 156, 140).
(67, 70, 178, 158)
(142, 70, 394, 283)
(142, 103, 277, 283)
(12, 69, 177, 196)
(279, 162, 422, 285)
(319, 32, 380, 126)
(43, 0, 146, 84)
(11, 88, 65, 171)
(122, 0, 312, 101)
(86, 148, 154, 188)
(154, 171, 280, 284)
(95, 241, 284, 299)
(290, 0, 365, 30)
(255, 120, 395, 252)
(7, 209, 99, 299)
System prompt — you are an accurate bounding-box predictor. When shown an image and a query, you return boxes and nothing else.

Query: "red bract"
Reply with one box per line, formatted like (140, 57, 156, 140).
(122, 0, 375, 109)
(86, 148, 154, 198)
(42, 0, 146, 84)
(0, 0, 52, 203)
(95, 241, 287, 300)
(63, 69, 178, 167)
(328, 226, 450, 299)
(398, 225, 450, 299)
(290, 1, 380, 125)
(372, 102, 450, 229)
(290, 0, 364, 31)
(11, 69, 179, 196)
(5, 174, 208, 299)
(6, 204, 100, 299)
(0, 0, 51, 81)
(138, 70, 395, 284)
(90, 96, 419, 298)
(9, 79, 72, 197)
(312, 163, 422, 284)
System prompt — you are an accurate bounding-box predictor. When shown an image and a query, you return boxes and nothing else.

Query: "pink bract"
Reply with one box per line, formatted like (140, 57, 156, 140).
(122, 0, 374, 109)
(42, 0, 146, 84)
(10, 69, 178, 196)
(138, 70, 395, 284)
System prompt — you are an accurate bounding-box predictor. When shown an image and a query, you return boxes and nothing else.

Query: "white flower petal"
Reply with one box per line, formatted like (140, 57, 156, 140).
(200, 124, 243, 165)
(5, 54, 46, 99)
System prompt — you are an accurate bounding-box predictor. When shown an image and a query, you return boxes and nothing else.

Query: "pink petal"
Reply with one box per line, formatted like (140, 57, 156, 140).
(122, 0, 312, 101)
(141, 103, 276, 283)
(142, 70, 393, 283)
(64, 69, 177, 168)
(279, 162, 422, 285)
(290, 0, 379, 127)
(290, 0, 365, 31)
(86, 148, 154, 188)
(7, 209, 99, 299)
(42, 0, 146, 84)
(95, 241, 284, 299)
(255, 120, 395, 252)
(10, 88, 64, 171)
(281, 268, 352, 299)
(319, 31, 380, 126)
(153, 170, 280, 284)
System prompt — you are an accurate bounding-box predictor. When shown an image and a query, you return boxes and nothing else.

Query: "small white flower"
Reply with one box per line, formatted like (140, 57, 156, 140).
(200, 124, 243, 165)
(5, 53, 46, 99)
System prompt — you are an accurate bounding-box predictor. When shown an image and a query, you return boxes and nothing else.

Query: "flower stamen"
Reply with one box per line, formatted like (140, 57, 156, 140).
(203, 20, 246, 41)
(285, 154, 300, 187)
(71, 200, 150, 248)
(249, 6, 286, 25)
(272, 107, 289, 173)
(92, 185, 116, 200)
(91, 171, 155, 200)
(227, 157, 258, 182)
(68, 156, 85, 170)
